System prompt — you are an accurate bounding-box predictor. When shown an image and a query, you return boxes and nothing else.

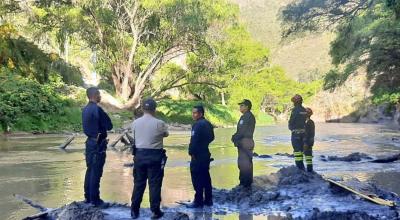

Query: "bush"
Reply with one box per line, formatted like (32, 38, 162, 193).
(0, 68, 81, 132)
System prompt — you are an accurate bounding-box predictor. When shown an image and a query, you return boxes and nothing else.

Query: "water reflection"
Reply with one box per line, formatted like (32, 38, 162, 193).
(1, 123, 400, 219)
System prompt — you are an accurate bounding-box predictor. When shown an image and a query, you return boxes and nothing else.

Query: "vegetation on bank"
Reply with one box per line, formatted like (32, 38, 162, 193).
(0, 0, 319, 133)
(281, 0, 400, 111)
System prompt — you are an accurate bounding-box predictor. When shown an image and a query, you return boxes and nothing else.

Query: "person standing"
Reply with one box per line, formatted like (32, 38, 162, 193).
(288, 94, 307, 170)
(130, 98, 168, 219)
(82, 87, 113, 207)
(304, 107, 315, 172)
(231, 99, 256, 187)
(187, 105, 215, 208)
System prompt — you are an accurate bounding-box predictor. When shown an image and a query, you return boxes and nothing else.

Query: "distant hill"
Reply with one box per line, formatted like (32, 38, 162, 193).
(229, 0, 333, 80)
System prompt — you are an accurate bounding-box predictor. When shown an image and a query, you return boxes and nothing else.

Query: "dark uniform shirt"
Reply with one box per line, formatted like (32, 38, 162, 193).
(232, 111, 256, 143)
(288, 105, 307, 131)
(189, 117, 215, 159)
(82, 102, 113, 141)
(305, 119, 315, 147)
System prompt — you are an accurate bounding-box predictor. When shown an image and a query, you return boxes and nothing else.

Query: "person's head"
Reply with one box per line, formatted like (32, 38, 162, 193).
(192, 105, 205, 121)
(238, 99, 252, 113)
(142, 98, 157, 114)
(291, 94, 303, 106)
(306, 107, 313, 118)
(86, 87, 101, 103)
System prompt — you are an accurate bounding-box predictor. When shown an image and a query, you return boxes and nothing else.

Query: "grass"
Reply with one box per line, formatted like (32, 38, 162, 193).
(5, 100, 275, 133)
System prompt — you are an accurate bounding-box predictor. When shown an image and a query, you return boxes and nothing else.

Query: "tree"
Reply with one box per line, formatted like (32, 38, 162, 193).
(28, 0, 236, 109)
(281, 0, 400, 100)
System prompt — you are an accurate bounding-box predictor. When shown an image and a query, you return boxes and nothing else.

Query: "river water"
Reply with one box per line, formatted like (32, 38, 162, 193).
(1, 123, 400, 219)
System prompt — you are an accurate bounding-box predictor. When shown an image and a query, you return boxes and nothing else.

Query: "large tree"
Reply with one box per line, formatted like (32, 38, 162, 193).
(28, 0, 235, 109)
(281, 0, 400, 97)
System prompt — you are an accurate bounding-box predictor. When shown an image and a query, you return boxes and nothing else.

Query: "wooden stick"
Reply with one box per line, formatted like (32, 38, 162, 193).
(121, 135, 131, 146)
(108, 132, 127, 149)
(59, 135, 75, 149)
(14, 194, 48, 212)
(324, 178, 396, 207)
(22, 211, 49, 220)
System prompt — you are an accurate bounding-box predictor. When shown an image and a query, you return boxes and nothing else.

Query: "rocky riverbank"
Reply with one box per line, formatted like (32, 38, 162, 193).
(22, 166, 400, 220)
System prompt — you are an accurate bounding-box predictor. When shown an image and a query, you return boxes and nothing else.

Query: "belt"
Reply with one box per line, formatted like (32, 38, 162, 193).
(136, 148, 164, 152)
(292, 129, 306, 134)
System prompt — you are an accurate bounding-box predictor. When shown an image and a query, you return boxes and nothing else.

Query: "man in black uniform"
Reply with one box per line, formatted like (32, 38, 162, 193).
(187, 105, 215, 208)
(231, 99, 256, 187)
(82, 87, 113, 206)
(304, 107, 315, 172)
(288, 94, 307, 170)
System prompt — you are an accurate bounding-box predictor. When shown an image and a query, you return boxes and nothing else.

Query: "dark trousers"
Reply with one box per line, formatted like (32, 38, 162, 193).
(131, 149, 165, 213)
(304, 145, 313, 172)
(84, 139, 106, 204)
(237, 138, 254, 187)
(291, 133, 305, 170)
(190, 158, 212, 204)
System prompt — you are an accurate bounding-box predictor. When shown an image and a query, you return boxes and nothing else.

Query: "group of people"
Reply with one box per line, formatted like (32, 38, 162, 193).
(81, 87, 315, 219)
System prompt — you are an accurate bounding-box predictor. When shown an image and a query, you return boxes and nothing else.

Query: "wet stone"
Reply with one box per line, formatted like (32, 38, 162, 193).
(321, 152, 373, 162)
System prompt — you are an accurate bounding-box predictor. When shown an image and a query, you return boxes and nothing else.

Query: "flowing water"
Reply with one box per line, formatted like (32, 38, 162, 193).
(1, 123, 400, 219)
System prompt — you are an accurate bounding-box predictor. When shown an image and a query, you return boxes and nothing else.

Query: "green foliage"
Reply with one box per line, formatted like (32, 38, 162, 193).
(228, 66, 321, 116)
(0, 68, 81, 132)
(282, 0, 400, 104)
(0, 23, 83, 85)
(156, 100, 238, 127)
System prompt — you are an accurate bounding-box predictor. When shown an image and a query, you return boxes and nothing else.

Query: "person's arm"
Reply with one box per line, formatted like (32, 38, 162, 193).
(209, 123, 215, 143)
(189, 123, 202, 156)
(158, 121, 169, 137)
(309, 120, 315, 146)
(288, 108, 296, 131)
(99, 107, 113, 131)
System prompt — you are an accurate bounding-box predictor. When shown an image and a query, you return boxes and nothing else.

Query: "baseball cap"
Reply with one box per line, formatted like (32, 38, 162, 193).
(238, 99, 252, 108)
(142, 98, 157, 111)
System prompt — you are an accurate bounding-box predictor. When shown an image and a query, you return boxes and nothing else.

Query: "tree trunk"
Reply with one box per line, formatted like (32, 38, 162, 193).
(112, 63, 133, 101)
(221, 92, 226, 105)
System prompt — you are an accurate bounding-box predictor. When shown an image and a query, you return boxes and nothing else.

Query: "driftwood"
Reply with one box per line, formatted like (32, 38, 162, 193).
(324, 179, 396, 207)
(371, 154, 400, 163)
(120, 135, 131, 146)
(59, 135, 75, 149)
(22, 211, 49, 220)
(14, 194, 51, 220)
(108, 132, 127, 149)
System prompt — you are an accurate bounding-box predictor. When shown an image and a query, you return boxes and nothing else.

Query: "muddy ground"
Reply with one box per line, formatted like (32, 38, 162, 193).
(25, 166, 400, 220)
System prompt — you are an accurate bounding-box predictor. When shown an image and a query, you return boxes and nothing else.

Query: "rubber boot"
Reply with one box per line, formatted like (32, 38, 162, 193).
(295, 161, 305, 170)
(307, 164, 313, 172)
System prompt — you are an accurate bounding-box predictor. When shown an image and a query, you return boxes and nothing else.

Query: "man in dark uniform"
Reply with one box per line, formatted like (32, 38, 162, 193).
(82, 87, 113, 206)
(304, 107, 315, 172)
(231, 99, 256, 187)
(187, 105, 215, 208)
(288, 94, 307, 170)
(130, 98, 168, 219)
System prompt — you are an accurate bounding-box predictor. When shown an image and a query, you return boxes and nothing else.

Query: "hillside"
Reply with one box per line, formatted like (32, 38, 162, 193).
(229, 0, 333, 80)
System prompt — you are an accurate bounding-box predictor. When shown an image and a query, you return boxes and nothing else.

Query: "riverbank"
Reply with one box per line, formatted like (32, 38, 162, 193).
(20, 166, 400, 220)
(1, 99, 274, 135)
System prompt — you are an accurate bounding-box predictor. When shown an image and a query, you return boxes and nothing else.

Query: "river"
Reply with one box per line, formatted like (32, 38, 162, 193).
(1, 123, 400, 219)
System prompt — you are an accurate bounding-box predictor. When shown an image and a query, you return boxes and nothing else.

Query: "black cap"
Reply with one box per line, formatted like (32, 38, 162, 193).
(142, 98, 157, 111)
(238, 99, 252, 108)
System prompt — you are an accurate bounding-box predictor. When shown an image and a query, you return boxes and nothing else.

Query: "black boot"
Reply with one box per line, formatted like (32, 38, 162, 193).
(295, 161, 305, 170)
(131, 209, 139, 219)
(307, 164, 313, 172)
(151, 210, 164, 219)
